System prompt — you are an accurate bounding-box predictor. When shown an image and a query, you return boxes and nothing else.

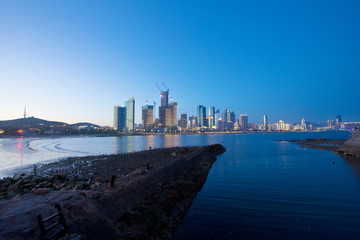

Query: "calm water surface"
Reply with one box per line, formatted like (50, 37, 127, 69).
(0, 132, 359, 239)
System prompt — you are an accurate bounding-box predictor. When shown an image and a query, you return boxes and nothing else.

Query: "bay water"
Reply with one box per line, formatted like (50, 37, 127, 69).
(0, 132, 359, 239)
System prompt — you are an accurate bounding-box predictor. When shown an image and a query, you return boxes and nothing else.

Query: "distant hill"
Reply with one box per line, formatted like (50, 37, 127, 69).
(0, 117, 100, 129)
(70, 122, 101, 128)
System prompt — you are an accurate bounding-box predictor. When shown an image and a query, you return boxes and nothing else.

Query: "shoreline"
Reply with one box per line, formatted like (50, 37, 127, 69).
(0, 130, 350, 139)
(0, 144, 226, 239)
(281, 133, 360, 158)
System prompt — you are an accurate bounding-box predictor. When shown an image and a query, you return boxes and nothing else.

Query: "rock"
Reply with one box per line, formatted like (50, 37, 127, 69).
(33, 188, 50, 195)
(55, 183, 66, 190)
(74, 182, 90, 190)
(133, 168, 146, 176)
(7, 190, 21, 198)
(94, 177, 103, 183)
(79, 192, 87, 198)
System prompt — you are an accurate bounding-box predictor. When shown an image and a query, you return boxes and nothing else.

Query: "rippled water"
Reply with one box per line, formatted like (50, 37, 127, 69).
(1, 132, 359, 239)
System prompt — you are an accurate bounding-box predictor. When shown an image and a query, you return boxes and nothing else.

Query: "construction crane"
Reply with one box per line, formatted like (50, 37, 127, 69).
(162, 82, 169, 91)
(156, 83, 163, 92)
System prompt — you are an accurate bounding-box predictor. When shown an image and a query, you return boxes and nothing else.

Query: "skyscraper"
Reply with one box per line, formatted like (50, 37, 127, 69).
(208, 106, 215, 126)
(158, 88, 177, 130)
(215, 109, 220, 129)
(160, 90, 169, 108)
(239, 114, 248, 130)
(180, 113, 187, 130)
(114, 105, 126, 131)
(125, 97, 135, 131)
(300, 118, 307, 131)
(142, 105, 154, 130)
(169, 102, 178, 129)
(336, 114, 342, 129)
(263, 115, 268, 131)
(222, 110, 228, 130)
(197, 105, 207, 127)
(188, 115, 198, 129)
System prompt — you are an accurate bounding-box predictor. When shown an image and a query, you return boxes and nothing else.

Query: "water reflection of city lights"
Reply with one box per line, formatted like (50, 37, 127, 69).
(17, 138, 22, 149)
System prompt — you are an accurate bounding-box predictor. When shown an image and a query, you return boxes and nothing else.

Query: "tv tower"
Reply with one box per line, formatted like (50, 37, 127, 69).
(24, 106, 26, 119)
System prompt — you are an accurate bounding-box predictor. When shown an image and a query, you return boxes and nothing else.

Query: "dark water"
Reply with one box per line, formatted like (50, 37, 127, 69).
(173, 132, 360, 240)
(1, 132, 359, 239)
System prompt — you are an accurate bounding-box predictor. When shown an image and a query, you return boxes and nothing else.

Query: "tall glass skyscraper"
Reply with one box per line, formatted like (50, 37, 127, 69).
(125, 97, 135, 131)
(215, 109, 220, 129)
(113, 105, 126, 131)
(208, 106, 215, 126)
(263, 115, 268, 130)
(239, 114, 248, 130)
(197, 105, 207, 127)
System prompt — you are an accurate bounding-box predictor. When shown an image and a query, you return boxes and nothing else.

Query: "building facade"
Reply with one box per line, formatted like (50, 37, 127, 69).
(169, 102, 178, 129)
(142, 105, 154, 130)
(113, 105, 126, 131)
(239, 114, 248, 130)
(180, 113, 187, 130)
(263, 115, 268, 131)
(125, 97, 135, 131)
(197, 105, 207, 127)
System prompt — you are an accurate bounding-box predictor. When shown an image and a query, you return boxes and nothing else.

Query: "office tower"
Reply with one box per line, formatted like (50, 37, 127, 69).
(230, 111, 236, 123)
(158, 88, 178, 130)
(180, 113, 187, 130)
(160, 90, 169, 108)
(159, 107, 171, 129)
(206, 116, 214, 129)
(125, 97, 135, 131)
(226, 111, 232, 123)
(222, 110, 228, 130)
(188, 115, 197, 129)
(142, 105, 154, 130)
(263, 115, 268, 131)
(327, 120, 334, 128)
(169, 102, 178, 129)
(197, 105, 207, 127)
(301, 118, 307, 131)
(209, 106, 215, 126)
(215, 109, 220, 129)
(239, 114, 248, 130)
(113, 105, 126, 131)
(336, 115, 342, 129)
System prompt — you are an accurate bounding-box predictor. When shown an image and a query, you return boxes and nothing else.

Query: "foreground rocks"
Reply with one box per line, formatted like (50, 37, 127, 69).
(283, 138, 346, 151)
(282, 132, 360, 158)
(0, 144, 226, 239)
(337, 132, 360, 157)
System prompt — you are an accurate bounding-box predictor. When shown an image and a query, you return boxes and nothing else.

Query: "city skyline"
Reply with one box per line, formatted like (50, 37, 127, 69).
(1, 1, 360, 126)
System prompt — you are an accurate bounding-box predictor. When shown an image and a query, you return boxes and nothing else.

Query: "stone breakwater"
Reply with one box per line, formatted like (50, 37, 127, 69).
(0, 144, 226, 240)
(337, 132, 360, 157)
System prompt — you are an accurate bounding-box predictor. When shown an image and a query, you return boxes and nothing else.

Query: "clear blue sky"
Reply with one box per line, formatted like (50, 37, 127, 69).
(1, 0, 359, 126)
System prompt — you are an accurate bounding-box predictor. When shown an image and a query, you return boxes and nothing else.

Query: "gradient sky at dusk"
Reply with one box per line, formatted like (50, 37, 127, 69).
(1, 1, 359, 126)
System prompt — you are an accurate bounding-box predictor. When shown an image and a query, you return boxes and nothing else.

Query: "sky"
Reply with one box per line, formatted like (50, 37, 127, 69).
(1, 0, 359, 126)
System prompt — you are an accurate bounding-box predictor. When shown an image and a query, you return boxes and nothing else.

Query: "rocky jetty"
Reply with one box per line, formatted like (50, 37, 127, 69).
(283, 138, 346, 151)
(0, 144, 226, 239)
(337, 132, 360, 157)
